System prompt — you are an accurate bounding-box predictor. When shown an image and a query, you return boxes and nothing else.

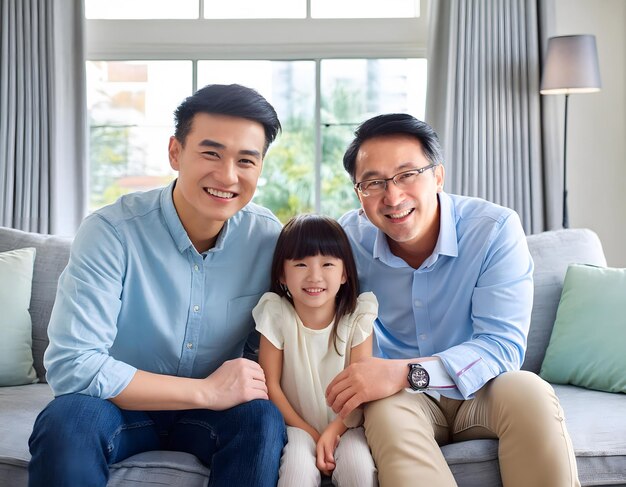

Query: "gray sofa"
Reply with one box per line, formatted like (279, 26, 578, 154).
(0, 225, 625, 486)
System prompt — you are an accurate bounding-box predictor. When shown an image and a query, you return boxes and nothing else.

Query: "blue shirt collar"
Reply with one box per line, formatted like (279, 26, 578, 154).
(435, 191, 459, 259)
(161, 180, 192, 254)
(372, 192, 458, 268)
(160, 180, 231, 255)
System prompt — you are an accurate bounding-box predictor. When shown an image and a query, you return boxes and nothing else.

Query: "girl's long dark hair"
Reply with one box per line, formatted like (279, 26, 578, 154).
(270, 214, 359, 354)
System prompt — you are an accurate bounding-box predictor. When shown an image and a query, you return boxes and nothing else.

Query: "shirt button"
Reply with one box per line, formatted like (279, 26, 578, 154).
(414, 299, 423, 307)
(194, 264, 199, 271)
(419, 334, 428, 341)
(186, 342, 193, 349)
(193, 305, 200, 312)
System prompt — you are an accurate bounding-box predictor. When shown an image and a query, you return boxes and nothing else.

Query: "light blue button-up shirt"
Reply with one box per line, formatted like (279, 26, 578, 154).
(339, 192, 534, 399)
(44, 182, 282, 399)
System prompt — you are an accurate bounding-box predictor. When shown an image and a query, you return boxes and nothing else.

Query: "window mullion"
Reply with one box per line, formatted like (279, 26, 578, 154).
(192, 60, 198, 93)
(315, 58, 321, 213)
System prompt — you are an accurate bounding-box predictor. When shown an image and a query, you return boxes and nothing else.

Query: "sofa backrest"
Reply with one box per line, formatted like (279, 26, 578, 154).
(0, 226, 71, 382)
(522, 228, 606, 373)
(0, 225, 609, 383)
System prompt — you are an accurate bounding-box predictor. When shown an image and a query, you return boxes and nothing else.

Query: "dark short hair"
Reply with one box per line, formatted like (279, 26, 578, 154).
(343, 113, 443, 182)
(174, 84, 281, 155)
(270, 214, 359, 354)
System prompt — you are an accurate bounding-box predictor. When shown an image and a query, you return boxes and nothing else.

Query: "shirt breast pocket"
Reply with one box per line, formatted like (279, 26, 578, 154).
(224, 293, 263, 345)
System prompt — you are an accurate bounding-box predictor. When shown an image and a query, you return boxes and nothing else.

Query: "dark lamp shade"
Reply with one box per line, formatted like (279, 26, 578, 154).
(540, 35, 602, 95)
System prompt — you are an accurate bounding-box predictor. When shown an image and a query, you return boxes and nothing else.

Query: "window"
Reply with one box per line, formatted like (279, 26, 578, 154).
(85, 0, 420, 20)
(85, 1, 428, 221)
(87, 61, 191, 208)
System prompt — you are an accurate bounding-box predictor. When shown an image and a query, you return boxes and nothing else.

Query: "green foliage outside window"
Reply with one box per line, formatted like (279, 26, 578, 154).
(89, 121, 133, 210)
(89, 83, 364, 221)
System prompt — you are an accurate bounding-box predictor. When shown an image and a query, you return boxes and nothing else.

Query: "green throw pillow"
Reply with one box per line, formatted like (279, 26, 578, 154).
(0, 247, 38, 386)
(540, 263, 626, 393)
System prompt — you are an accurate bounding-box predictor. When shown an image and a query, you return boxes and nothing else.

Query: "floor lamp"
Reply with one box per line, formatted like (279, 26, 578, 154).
(540, 35, 601, 228)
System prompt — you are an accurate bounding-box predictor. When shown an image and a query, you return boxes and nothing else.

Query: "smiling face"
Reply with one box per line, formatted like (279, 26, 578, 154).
(169, 113, 266, 250)
(281, 254, 347, 329)
(354, 134, 445, 263)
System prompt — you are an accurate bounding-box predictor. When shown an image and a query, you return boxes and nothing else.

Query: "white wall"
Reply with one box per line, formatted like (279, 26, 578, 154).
(553, 0, 626, 266)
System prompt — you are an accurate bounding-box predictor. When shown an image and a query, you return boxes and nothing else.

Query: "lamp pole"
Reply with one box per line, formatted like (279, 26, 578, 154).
(563, 93, 569, 229)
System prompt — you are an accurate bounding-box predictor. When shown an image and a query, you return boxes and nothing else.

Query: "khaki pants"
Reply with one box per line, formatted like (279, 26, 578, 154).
(364, 371, 580, 487)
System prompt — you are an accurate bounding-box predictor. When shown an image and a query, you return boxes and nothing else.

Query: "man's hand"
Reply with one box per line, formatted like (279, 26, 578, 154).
(203, 358, 268, 410)
(325, 357, 409, 418)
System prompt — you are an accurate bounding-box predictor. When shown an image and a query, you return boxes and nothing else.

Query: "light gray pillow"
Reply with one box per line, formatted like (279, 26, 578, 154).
(0, 247, 38, 386)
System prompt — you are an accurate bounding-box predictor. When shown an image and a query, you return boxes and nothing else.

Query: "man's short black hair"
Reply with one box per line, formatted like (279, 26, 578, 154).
(174, 84, 281, 155)
(343, 113, 443, 182)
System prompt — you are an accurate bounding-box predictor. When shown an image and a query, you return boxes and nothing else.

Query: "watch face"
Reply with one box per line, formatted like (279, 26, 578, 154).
(409, 366, 429, 389)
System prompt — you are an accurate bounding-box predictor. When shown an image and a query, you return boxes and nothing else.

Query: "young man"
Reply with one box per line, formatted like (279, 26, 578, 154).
(328, 113, 580, 486)
(28, 84, 286, 487)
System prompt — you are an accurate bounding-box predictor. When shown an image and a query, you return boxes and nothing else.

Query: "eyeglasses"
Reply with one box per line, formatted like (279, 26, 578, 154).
(354, 164, 437, 197)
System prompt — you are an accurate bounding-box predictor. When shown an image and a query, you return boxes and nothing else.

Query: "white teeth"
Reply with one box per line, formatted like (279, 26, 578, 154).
(205, 187, 235, 199)
(305, 288, 324, 293)
(388, 209, 412, 219)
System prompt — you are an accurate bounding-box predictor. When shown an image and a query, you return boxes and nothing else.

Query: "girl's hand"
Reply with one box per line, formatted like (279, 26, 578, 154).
(303, 425, 321, 443)
(316, 432, 340, 476)
(316, 420, 346, 476)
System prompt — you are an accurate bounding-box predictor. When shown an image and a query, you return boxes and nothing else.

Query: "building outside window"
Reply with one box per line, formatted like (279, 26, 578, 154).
(85, 0, 428, 221)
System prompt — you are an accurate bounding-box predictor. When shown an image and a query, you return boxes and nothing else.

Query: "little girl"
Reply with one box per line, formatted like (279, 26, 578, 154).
(253, 213, 378, 487)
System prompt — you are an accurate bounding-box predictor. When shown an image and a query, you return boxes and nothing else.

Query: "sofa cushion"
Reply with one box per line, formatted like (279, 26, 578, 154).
(443, 439, 501, 487)
(540, 264, 626, 393)
(0, 384, 53, 468)
(109, 451, 209, 487)
(523, 229, 606, 374)
(554, 384, 626, 486)
(0, 227, 72, 382)
(0, 247, 38, 386)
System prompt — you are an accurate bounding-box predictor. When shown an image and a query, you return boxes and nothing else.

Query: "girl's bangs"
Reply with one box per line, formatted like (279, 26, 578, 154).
(282, 219, 344, 261)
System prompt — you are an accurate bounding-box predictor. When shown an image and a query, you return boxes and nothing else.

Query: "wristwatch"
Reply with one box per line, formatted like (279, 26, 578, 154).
(407, 363, 430, 390)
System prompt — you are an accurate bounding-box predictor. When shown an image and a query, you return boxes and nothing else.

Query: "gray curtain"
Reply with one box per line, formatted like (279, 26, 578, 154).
(0, 0, 87, 235)
(426, 0, 559, 234)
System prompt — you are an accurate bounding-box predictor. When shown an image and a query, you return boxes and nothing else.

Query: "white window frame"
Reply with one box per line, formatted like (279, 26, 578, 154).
(85, 3, 429, 211)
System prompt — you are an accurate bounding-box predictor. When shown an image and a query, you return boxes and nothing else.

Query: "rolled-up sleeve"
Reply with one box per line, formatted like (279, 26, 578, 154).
(44, 214, 137, 398)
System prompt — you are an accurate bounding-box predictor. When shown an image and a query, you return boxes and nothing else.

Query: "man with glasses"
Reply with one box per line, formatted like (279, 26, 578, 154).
(327, 114, 579, 486)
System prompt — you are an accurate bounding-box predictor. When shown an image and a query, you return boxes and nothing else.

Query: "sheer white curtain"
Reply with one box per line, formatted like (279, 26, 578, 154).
(0, 0, 87, 235)
(426, 0, 559, 234)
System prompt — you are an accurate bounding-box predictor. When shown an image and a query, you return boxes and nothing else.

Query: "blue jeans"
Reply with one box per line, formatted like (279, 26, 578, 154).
(28, 394, 286, 487)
